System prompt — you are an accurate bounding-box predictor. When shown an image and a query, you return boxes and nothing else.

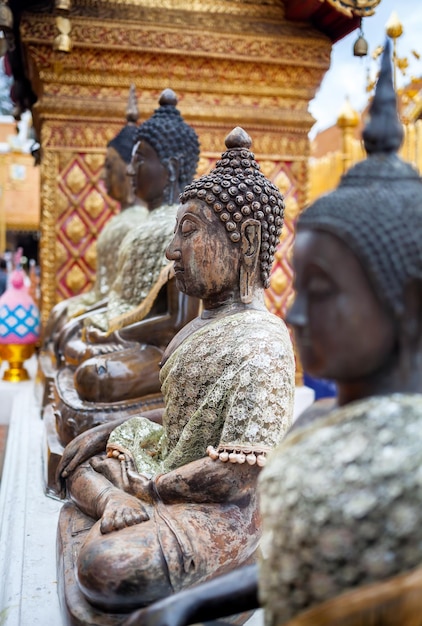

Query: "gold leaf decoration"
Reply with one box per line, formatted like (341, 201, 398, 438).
(274, 170, 291, 194)
(85, 153, 105, 172)
(269, 267, 288, 296)
(284, 196, 299, 221)
(258, 160, 275, 178)
(65, 264, 86, 293)
(66, 215, 86, 243)
(55, 241, 67, 266)
(57, 192, 69, 216)
(66, 164, 87, 194)
(85, 190, 104, 219)
(85, 241, 97, 270)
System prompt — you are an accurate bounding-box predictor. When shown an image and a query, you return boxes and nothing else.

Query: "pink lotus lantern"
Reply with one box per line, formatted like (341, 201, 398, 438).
(0, 269, 40, 381)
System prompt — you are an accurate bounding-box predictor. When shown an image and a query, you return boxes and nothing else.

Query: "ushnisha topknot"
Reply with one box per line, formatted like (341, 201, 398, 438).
(297, 39, 422, 318)
(180, 126, 285, 288)
(135, 88, 200, 192)
(108, 84, 139, 165)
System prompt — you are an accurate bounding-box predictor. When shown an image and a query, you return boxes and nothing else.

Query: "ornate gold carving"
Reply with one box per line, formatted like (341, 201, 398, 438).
(65, 264, 86, 292)
(269, 267, 288, 296)
(57, 192, 68, 216)
(284, 196, 299, 222)
(274, 171, 292, 194)
(66, 164, 87, 194)
(39, 146, 59, 328)
(85, 241, 97, 270)
(75, 0, 284, 18)
(56, 241, 67, 266)
(85, 190, 104, 219)
(65, 215, 86, 243)
(325, 0, 381, 17)
(85, 153, 105, 171)
(258, 160, 278, 178)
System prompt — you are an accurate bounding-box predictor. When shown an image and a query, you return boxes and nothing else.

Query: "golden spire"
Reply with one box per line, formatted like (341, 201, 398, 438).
(337, 98, 359, 128)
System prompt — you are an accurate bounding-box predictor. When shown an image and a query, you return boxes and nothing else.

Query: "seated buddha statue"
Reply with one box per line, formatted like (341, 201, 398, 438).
(124, 41, 422, 626)
(40, 85, 147, 380)
(55, 127, 295, 625)
(49, 89, 201, 447)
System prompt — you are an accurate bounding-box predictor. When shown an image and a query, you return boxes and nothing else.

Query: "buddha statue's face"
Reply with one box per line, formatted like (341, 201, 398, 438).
(166, 199, 242, 309)
(102, 146, 131, 204)
(287, 230, 396, 383)
(129, 139, 169, 210)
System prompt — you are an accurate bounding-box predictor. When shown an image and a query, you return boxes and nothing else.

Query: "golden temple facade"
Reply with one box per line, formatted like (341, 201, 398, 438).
(8, 0, 376, 326)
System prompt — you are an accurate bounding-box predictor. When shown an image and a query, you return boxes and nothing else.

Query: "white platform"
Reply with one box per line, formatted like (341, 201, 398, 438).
(0, 359, 313, 625)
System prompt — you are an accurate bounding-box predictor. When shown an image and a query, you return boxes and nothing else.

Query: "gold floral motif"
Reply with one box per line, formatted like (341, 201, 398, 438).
(85, 153, 105, 171)
(258, 160, 277, 178)
(85, 241, 97, 270)
(66, 164, 87, 194)
(65, 264, 87, 293)
(55, 241, 68, 266)
(85, 190, 104, 219)
(66, 215, 86, 243)
(274, 170, 292, 195)
(59, 151, 77, 170)
(284, 196, 299, 221)
(269, 267, 288, 296)
(57, 192, 69, 216)
(39, 148, 59, 327)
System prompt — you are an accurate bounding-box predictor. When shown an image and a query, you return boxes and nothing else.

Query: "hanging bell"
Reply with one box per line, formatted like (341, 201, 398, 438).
(55, 0, 71, 13)
(353, 34, 369, 57)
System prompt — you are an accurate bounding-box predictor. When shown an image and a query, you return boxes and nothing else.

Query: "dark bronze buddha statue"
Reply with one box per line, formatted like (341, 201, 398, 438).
(45, 90, 201, 470)
(55, 127, 295, 626)
(122, 41, 422, 626)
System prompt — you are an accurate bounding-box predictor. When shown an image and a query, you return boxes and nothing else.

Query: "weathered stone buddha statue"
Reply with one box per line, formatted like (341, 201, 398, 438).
(38, 86, 147, 404)
(121, 42, 422, 626)
(56, 127, 295, 626)
(48, 89, 201, 448)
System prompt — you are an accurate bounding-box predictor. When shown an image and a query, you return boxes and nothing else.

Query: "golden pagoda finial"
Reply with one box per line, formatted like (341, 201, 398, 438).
(337, 97, 360, 128)
(385, 11, 403, 40)
(337, 97, 360, 174)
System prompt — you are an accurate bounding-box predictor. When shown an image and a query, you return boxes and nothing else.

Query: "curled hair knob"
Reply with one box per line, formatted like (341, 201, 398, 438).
(225, 127, 252, 150)
(159, 88, 178, 107)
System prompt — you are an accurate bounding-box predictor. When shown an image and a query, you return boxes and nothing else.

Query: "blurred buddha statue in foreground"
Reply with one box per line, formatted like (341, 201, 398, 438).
(55, 127, 295, 625)
(122, 41, 422, 626)
(47, 89, 201, 455)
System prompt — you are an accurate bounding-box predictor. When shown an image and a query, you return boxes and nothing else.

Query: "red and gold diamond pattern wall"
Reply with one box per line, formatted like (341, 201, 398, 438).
(55, 152, 119, 300)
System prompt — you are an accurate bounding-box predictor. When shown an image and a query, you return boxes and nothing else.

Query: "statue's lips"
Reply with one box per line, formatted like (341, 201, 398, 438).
(173, 266, 184, 274)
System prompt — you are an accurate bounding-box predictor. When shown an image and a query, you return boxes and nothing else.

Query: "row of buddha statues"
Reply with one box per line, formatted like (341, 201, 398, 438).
(38, 41, 422, 626)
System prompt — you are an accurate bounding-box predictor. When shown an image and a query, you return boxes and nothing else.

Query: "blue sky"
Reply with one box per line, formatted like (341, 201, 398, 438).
(309, 0, 422, 137)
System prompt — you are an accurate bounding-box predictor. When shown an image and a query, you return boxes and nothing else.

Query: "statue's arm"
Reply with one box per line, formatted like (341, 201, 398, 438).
(153, 456, 260, 504)
(57, 408, 164, 482)
(122, 563, 260, 626)
(117, 281, 199, 347)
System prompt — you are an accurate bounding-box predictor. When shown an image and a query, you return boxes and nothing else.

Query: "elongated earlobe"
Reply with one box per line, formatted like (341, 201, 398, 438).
(166, 157, 180, 205)
(398, 280, 422, 390)
(240, 219, 261, 304)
